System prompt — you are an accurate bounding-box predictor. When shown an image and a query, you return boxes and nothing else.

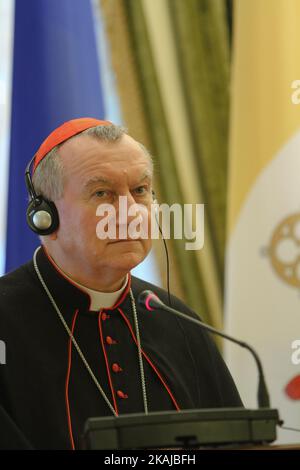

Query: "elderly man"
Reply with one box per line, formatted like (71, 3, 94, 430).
(0, 118, 242, 450)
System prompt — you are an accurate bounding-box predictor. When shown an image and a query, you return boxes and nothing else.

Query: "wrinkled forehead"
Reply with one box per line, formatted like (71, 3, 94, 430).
(59, 133, 153, 183)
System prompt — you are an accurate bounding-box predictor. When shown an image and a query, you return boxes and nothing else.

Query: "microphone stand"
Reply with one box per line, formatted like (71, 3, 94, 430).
(139, 290, 270, 408)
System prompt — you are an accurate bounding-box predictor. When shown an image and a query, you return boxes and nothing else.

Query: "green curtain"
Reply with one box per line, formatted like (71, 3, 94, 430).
(101, 0, 231, 327)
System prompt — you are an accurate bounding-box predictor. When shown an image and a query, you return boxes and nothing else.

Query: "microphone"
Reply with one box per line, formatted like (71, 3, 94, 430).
(138, 290, 270, 409)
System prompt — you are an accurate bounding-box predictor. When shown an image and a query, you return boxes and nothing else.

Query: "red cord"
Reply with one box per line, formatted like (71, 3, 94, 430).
(65, 309, 79, 450)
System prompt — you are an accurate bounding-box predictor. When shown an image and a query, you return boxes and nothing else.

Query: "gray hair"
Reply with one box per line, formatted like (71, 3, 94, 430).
(32, 123, 152, 201)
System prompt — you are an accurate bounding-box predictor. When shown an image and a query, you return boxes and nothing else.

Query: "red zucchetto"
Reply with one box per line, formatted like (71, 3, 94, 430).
(33, 117, 111, 173)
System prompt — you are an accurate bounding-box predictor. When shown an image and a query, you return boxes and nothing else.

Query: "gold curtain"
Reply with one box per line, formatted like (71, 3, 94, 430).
(100, 0, 230, 328)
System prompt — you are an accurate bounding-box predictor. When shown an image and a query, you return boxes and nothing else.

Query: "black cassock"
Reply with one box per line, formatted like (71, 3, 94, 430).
(0, 247, 242, 449)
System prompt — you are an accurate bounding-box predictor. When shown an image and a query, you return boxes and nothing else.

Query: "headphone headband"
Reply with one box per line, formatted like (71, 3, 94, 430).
(25, 156, 37, 200)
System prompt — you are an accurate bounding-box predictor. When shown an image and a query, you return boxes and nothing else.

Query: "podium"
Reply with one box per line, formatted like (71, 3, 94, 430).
(82, 408, 280, 450)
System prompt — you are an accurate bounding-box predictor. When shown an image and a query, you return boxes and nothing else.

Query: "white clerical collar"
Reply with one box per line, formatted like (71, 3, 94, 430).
(67, 274, 129, 311)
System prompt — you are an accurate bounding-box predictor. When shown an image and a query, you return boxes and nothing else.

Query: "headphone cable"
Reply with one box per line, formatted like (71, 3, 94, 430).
(155, 213, 172, 307)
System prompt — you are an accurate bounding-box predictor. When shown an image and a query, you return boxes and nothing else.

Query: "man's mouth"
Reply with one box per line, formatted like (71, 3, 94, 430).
(108, 239, 141, 244)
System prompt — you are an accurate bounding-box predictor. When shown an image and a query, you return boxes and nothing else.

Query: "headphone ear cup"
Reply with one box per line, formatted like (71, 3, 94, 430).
(26, 197, 59, 235)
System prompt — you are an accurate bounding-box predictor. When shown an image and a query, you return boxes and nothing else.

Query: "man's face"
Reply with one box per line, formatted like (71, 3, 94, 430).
(53, 134, 153, 276)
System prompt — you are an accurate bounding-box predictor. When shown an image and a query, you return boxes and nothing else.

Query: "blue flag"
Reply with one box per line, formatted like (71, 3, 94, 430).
(5, 0, 105, 273)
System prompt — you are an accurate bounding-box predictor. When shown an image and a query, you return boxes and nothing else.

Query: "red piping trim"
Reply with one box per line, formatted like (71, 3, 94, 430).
(98, 311, 119, 415)
(40, 246, 131, 312)
(41, 246, 92, 310)
(117, 308, 181, 411)
(65, 309, 79, 451)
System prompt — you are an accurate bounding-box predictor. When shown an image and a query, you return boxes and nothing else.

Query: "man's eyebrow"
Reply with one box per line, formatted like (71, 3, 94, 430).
(83, 170, 152, 192)
(83, 176, 112, 192)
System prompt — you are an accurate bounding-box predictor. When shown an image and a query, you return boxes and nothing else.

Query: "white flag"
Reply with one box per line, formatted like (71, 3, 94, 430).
(225, 0, 300, 444)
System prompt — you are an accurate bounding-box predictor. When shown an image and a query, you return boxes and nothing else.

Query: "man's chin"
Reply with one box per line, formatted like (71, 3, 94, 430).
(101, 251, 148, 272)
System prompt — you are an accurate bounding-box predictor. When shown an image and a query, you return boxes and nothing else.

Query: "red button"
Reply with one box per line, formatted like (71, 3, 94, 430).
(101, 312, 110, 321)
(117, 390, 128, 399)
(112, 363, 122, 373)
(106, 336, 117, 345)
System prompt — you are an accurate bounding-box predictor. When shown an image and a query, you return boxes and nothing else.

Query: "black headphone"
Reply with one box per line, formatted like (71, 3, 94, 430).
(25, 156, 59, 235)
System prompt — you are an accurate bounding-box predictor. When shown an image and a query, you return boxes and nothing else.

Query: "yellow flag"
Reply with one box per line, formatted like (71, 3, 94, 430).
(225, 0, 300, 443)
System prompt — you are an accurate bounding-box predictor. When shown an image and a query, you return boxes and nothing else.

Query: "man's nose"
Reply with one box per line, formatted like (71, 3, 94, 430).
(115, 193, 142, 225)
